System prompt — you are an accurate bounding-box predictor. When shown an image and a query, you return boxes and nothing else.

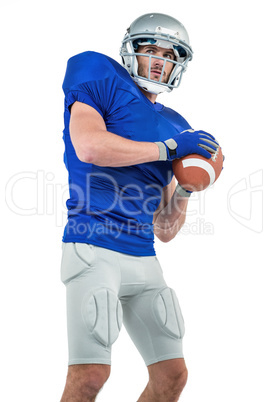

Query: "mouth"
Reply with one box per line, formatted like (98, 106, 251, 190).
(151, 69, 162, 76)
(150, 69, 165, 82)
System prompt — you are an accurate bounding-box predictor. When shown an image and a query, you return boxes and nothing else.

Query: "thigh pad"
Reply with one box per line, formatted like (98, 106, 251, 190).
(153, 287, 185, 339)
(82, 288, 123, 347)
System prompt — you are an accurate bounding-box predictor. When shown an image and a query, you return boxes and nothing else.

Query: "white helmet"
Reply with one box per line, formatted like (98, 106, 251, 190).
(120, 13, 193, 95)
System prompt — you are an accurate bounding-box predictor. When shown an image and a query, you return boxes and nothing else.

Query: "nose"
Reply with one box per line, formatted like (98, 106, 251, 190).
(151, 57, 164, 71)
(152, 56, 164, 66)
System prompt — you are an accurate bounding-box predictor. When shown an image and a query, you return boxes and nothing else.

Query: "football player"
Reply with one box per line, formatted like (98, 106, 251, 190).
(60, 13, 219, 402)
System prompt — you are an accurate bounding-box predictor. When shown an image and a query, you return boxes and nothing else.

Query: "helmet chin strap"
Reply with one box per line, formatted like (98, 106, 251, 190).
(133, 75, 172, 95)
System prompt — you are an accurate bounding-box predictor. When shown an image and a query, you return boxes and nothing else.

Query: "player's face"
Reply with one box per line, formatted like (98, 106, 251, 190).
(136, 45, 175, 84)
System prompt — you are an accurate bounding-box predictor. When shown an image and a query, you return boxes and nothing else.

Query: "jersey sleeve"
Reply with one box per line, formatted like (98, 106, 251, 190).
(62, 51, 118, 118)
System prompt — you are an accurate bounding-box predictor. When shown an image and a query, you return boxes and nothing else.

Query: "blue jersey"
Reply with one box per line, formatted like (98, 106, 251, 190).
(62, 51, 191, 256)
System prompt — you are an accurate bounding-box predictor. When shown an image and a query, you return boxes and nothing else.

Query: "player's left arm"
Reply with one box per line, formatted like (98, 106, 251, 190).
(153, 177, 189, 242)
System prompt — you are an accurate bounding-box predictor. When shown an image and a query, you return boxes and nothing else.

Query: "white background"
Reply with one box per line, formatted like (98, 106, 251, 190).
(1, 0, 267, 401)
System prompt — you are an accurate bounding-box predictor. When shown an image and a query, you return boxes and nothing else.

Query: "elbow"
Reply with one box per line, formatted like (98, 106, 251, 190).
(157, 231, 176, 243)
(70, 130, 102, 164)
(154, 218, 186, 243)
(157, 229, 181, 243)
(75, 144, 98, 164)
(159, 235, 173, 243)
(154, 227, 175, 243)
(76, 150, 95, 164)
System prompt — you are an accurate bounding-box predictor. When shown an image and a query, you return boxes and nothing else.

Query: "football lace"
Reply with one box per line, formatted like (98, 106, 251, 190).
(211, 146, 219, 162)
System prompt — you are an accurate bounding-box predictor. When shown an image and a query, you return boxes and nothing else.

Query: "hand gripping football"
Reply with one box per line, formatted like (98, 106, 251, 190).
(172, 147, 224, 192)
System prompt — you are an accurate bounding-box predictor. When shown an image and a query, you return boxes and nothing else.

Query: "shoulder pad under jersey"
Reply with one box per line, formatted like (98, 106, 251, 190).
(62, 51, 133, 93)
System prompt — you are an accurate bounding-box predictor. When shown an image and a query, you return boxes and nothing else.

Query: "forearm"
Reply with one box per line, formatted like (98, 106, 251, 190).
(75, 129, 160, 167)
(154, 191, 189, 242)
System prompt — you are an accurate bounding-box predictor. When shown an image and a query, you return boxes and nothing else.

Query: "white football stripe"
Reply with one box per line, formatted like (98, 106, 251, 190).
(182, 158, 216, 186)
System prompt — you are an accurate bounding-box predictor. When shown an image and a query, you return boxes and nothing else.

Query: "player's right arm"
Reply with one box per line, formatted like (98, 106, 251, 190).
(69, 101, 160, 167)
(70, 101, 219, 167)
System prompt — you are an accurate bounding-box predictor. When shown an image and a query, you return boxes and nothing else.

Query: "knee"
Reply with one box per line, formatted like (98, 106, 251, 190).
(174, 366, 188, 390)
(149, 362, 188, 398)
(83, 367, 110, 395)
(164, 366, 188, 394)
(67, 364, 110, 397)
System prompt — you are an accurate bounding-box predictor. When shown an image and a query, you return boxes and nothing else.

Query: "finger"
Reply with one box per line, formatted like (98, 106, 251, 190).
(195, 146, 212, 159)
(197, 130, 216, 140)
(200, 135, 219, 146)
(201, 138, 219, 150)
(198, 142, 217, 154)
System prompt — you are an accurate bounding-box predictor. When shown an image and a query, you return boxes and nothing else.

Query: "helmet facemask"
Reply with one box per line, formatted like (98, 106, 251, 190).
(120, 14, 193, 95)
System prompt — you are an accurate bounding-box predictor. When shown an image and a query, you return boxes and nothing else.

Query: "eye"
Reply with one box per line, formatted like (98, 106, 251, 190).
(145, 48, 155, 54)
(164, 52, 174, 60)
